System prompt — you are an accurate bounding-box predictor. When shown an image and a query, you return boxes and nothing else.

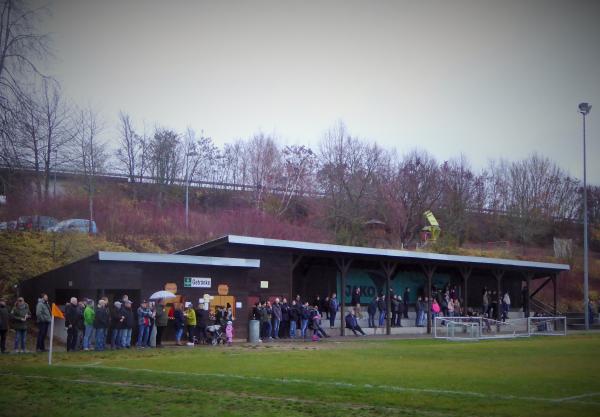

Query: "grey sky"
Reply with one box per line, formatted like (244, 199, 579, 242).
(39, 0, 600, 182)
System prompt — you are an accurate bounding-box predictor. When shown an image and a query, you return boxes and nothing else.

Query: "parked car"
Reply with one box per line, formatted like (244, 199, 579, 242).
(48, 219, 98, 234)
(17, 215, 57, 231)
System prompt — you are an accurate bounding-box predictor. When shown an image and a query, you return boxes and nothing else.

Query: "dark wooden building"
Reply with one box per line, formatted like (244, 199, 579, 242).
(21, 234, 569, 339)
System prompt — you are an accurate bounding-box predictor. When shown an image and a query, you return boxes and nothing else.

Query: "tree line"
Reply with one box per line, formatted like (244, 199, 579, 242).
(0, 0, 595, 248)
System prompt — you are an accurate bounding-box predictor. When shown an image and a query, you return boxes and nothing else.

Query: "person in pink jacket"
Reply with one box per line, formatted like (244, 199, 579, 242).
(225, 320, 233, 346)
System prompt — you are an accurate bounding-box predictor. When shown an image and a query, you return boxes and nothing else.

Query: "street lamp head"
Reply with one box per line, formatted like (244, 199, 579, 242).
(578, 102, 591, 115)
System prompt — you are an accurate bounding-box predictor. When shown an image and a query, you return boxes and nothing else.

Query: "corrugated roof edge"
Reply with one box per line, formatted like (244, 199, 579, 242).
(179, 235, 569, 272)
(98, 251, 260, 268)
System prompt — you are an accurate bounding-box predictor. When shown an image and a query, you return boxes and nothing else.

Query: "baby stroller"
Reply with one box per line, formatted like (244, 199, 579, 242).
(206, 324, 226, 346)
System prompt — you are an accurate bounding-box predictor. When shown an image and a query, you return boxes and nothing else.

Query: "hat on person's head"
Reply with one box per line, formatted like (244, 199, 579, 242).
(227, 321, 232, 325)
(124, 299, 132, 305)
(114, 301, 122, 308)
(185, 302, 192, 308)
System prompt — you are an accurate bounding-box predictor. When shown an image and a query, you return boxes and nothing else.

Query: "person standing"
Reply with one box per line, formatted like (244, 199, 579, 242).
(110, 301, 124, 349)
(368, 297, 378, 328)
(137, 300, 152, 348)
(391, 295, 399, 327)
(322, 296, 330, 320)
(502, 291, 511, 322)
(351, 287, 362, 319)
(300, 301, 310, 339)
(93, 299, 109, 351)
(155, 299, 168, 347)
(0, 298, 9, 353)
(184, 302, 196, 343)
(329, 293, 339, 329)
(195, 303, 209, 344)
(65, 297, 80, 352)
(11, 297, 30, 353)
(377, 295, 387, 327)
(82, 299, 95, 351)
(415, 296, 422, 327)
(289, 299, 299, 338)
(35, 294, 51, 352)
(271, 298, 282, 339)
(402, 287, 410, 318)
(280, 298, 290, 338)
(174, 303, 185, 346)
(121, 300, 134, 348)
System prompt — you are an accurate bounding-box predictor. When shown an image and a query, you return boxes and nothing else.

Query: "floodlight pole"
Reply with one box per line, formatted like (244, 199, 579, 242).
(579, 103, 591, 330)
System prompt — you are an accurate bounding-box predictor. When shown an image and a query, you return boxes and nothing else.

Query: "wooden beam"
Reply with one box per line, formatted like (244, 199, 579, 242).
(459, 267, 472, 312)
(530, 277, 552, 299)
(552, 274, 558, 315)
(334, 258, 353, 337)
(380, 261, 398, 336)
(420, 264, 436, 334)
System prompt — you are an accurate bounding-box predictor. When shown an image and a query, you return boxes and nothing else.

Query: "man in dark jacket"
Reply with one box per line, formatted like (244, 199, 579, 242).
(345, 310, 366, 336)
(110, 301, 125, 349)
(377, 295, 387, 327)
(65, 297, 81, 352)
(155, 300, 169, 347)
(329, 293, 339, 329)
(351, 287, 362, 319)
(368, 297, 378, 328)
(0, 298, 9, 353)
(280, 298, 290, 339)
(195, 303, 209, 344)
(271, 298, 282, 339)
(36, 294, 51, 352)
(403, 287, 410, 318)
(93, 299, 109, 351)
(391, 295, 399, 327)
(121, 300, 134, 348)
(289, 299, 299, 338)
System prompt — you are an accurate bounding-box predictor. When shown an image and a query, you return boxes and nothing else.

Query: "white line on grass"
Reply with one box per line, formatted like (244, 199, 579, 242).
(0, 373, 455, 417)
(54, 363, 598, 405)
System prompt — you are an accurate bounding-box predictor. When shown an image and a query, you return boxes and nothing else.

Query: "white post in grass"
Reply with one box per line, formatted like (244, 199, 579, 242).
(48, 314, 55, 365)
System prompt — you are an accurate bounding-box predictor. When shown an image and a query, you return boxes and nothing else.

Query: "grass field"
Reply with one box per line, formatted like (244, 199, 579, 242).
(1, 334, 599, 417)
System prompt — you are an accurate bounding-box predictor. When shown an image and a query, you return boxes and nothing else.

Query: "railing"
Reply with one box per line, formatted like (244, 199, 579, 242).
(434, 316, 567, 339)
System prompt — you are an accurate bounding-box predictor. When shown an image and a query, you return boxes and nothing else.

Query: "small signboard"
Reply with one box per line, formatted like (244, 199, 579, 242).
(184, 277, 212, 288)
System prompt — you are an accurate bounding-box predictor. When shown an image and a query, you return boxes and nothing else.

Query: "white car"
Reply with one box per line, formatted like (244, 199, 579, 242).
(49, 219, 98, 234)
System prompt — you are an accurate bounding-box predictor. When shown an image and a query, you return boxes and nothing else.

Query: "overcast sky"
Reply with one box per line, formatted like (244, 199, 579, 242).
(38, 0, 600, 183)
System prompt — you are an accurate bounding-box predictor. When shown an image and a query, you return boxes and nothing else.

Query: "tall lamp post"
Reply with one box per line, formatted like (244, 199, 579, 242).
(185, 151, 198, 231)
(579, 102, 591, 329)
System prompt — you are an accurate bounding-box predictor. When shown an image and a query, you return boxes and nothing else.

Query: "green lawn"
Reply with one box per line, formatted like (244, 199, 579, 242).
(1, 334, 599, 417)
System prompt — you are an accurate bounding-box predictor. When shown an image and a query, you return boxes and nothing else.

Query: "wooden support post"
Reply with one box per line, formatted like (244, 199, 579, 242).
(492, 269, 504, 321)
(459, 267, 472, 313)
(524, 272, 532, 318)
(421, 265, 436, 334)
(552, 274, 557, 316)
(334, 258, 352, 336)
(380, 261, 398, 336)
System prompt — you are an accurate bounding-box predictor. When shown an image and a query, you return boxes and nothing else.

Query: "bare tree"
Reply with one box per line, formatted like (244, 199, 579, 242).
(245, 132, 281, 209)
(275, 144, 317, 216)
(148, 127, 182, 184)
(318, 122, 386, 245)
(0, 0, 50, 111)
(74, 107, 106, 232)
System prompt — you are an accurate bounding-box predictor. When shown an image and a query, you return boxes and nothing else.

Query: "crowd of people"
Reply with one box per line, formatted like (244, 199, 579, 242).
(1, 286, 591, 353)
(250, 293, 369, 341)
(0, 293, 236, 354)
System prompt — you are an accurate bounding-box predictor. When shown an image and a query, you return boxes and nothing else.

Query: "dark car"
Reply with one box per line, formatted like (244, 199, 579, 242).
(17, 215, 58, 231)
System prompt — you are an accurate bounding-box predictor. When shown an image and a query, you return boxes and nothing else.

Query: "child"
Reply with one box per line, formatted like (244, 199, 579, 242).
(226, 320, 233, 346)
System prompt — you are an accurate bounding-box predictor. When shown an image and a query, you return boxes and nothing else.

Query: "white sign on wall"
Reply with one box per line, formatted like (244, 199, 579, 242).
(184, 277, 212, 288)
